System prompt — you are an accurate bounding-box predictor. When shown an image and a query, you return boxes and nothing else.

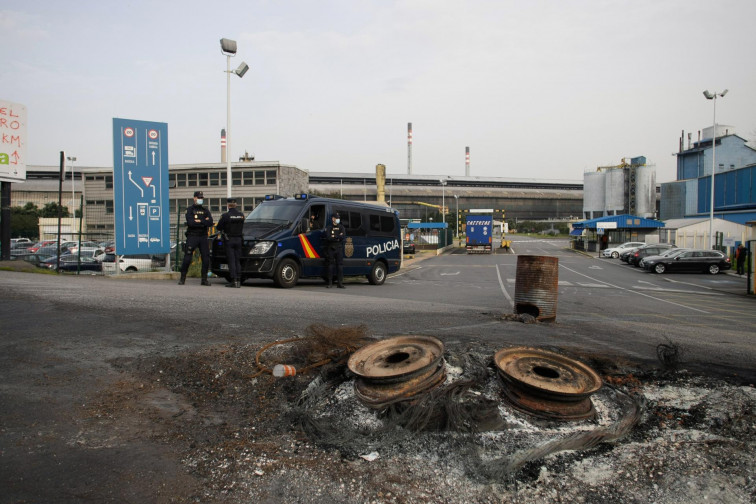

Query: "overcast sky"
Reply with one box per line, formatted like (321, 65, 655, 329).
(2, 0, 755, 183)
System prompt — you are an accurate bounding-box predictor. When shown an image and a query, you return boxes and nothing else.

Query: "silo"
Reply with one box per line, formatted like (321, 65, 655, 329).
(634, 165, 656, 218)
(583, 172, 605, 218)
(604, 169, 625, 213)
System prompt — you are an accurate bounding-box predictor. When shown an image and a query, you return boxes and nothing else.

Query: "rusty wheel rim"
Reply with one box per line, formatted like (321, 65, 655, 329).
(494, 347, 602, 420)
(348, 335, 445, 382)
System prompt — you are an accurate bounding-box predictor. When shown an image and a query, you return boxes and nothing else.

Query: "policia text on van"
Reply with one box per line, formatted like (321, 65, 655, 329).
(210, 194, 402, 288)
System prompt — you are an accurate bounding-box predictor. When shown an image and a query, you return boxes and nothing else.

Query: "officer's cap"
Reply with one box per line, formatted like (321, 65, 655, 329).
(194, 191, 204, 198)
(333, 212, 340, 219)
(227, 198, 237, 204)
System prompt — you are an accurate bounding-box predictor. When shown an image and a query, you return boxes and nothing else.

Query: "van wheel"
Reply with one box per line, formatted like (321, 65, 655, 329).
(367, 261, 387, 285)
(274, 258, 299, 288)
(708, 264, 720, 275)
(126, 266, 137, 272)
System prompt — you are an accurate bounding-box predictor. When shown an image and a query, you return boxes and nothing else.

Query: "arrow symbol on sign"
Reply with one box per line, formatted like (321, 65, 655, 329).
(151, 151, 156, 165)
(128, 171, 144, 196)
(129, 206, 133, 221)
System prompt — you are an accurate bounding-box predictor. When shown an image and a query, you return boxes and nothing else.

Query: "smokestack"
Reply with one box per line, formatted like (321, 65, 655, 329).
(680, 130, 684, 153)
(465, 146, 470, 176)
(221, 129, 227, 163)
(407, 122, 413, 175)
(687, 133, 692, 150)
(376, 164, 386, 203)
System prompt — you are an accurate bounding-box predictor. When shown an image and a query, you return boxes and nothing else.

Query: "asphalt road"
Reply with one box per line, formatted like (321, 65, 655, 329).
(2, 237, 755, 502)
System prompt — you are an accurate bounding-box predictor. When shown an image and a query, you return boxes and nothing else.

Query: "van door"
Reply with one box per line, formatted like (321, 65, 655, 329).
(299, 203, 327, 277)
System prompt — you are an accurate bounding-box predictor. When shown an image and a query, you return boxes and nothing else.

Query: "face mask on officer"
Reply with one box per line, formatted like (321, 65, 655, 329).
(197, 199, 204, 205)
(335, 218, 340, 224)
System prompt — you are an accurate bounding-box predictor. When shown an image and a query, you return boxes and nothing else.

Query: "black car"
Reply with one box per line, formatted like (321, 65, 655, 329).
(619, 247, 641, 263)
(403, 242, 416, 255)
(41, 254, 103, 273)
(627, 244, 676, 267)
(642, 249, 732, 275)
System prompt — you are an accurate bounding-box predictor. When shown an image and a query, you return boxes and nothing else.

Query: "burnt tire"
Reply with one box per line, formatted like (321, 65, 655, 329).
(708, 264, 720, 275)
(273, 258, 299, 288)
(367, 261, 387, 285)
(654, 263, 666, 274)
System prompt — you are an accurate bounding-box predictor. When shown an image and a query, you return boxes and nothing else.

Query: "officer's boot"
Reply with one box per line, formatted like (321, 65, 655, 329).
(337, 272, 345, 289)
(201, 277, 211, 286)
(234, 279, 241, 288)
(178, 274, 186, 285)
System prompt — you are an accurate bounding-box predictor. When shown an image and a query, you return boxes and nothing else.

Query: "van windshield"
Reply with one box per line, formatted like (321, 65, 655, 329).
(245, 200, 303, 224)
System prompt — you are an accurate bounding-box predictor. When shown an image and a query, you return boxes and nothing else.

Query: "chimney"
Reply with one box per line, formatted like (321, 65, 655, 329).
(687, 133, 692, 150)
(680, 130, 684, 153)
(221, 129, 227, 163)
(376, 164, 386, 203)
(465, 146, 470, 176)
(407, 122, 413, 175)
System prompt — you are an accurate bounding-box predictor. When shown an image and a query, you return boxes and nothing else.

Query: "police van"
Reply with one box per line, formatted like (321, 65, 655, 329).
(210, 194, 402, 288)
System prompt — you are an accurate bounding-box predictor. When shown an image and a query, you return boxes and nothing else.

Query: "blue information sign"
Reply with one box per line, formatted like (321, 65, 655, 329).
(112, 118, 169, 255)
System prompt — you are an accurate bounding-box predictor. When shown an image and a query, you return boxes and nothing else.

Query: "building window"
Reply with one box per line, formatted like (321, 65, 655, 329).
(221, 172, 227, 186)
(187, 173, 198, 187)
(105, 200, 114, 214)
(209, 172, 220, 186)
(243, 171, 254, 185)
(255, 170, 265, 185)
(242, 197, 255, 212)
(209, 198, 222, 213)
(266, 170, 276, 185)
(232, 172, 242, 186)
(176, 173, 186, 187)
(198, 173, 209, 186)
(105, 176, 113, 189)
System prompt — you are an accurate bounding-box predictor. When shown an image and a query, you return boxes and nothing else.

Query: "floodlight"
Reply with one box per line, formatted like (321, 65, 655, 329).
(220, 38, 237, 55)
(235, 62, 249, 78)
(703, 90, 714, 99)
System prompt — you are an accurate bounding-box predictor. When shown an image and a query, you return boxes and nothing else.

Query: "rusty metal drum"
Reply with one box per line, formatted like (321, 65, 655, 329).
(514, 255, 559, 322)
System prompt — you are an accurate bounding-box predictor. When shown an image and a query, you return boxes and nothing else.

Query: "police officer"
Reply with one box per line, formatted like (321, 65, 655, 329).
(178, 191, 214, 286)
(323, 212, 345, 288)
(216, 198, 245, 288)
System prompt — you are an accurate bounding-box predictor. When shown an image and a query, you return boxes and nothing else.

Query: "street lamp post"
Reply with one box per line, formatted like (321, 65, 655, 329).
(220, 38, 249, 199)
(703, 89, 728, 250)
(453, 194, 459, 238)
(67, 156, 76, 216)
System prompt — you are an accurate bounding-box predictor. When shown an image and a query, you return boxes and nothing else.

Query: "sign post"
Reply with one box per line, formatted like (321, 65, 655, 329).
(1, 100, 27, 260)
(112, 118, 170, 258)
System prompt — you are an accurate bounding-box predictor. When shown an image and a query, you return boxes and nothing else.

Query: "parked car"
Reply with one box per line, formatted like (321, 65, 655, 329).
(642, 249, 731, 275)
(602, 241, 646, 259)
(627, 244, 676, 267)
(10, 253, 49, 267)
(620, 247, 642, 263)
(10, 238, 32, 245)
(67, 241, 101, 254)
(100, 253, 155, 273)
(26, 240, 56, 253)
(42, 254, 103, 273)
(403, 242, 416, 254)
(637, 247, 689, 269)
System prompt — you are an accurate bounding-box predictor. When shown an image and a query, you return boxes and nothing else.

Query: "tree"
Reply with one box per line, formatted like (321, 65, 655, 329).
(39, 202, 70, 218)
(10, 203, 40, 239)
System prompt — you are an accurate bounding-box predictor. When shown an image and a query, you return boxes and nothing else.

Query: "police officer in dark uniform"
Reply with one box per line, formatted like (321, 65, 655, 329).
(216, 198, 245, 288)
(178, 191, 214, 286)
(323, 212, 346, 288)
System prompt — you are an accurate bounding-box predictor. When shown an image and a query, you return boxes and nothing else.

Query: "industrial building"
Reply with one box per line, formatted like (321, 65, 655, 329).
(661, 126, 756, 225)
(582, 156, 658, 220)
(10, 163, 583, 241)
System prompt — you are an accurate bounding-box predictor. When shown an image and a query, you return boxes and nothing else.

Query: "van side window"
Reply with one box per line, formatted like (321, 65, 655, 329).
(369, 214, 381, 232)
(335, 208, 366, 236)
